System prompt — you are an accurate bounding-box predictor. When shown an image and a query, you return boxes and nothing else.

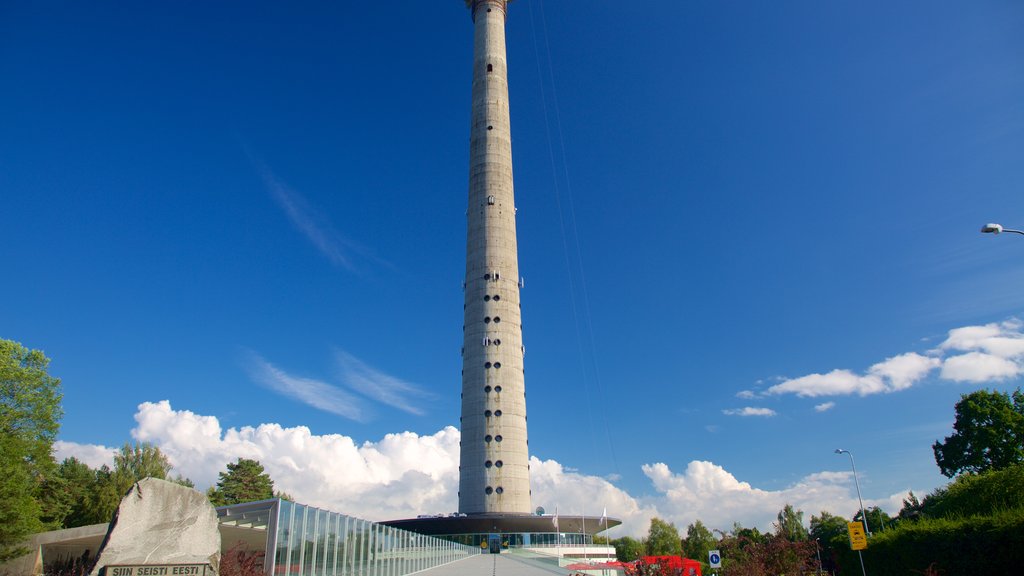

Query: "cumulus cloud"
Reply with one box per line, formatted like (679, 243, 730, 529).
(77, 401, 908, 537)
(938, 319, 1024, 382)
(736, 390, 757, 399)
(723, 407, 777, 417)
(130, 400, 459, 521)
(766, 353, 940, 398)
(940, 352, 1021, 382)
(759, 319, 1024, 401)
(53, 440, 116, 468)
(244, 352, 369, 422)
(814, 402, 836, 412)
(939, 319, 1024, 358)
(334, 349, 433, 415)
(639, 462, 896, 533)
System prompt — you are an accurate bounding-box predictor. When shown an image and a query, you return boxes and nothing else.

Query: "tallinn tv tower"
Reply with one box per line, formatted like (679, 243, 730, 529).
(458, 0, 531, 516)
(385, 0, 619, 540)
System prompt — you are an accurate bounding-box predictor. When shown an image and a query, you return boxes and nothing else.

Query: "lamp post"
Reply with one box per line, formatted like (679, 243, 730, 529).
(836, 448, 869, 576)
(814, 537, 823, 576)
(835, 449, 870, 536)
(980, 223, 1024, 236)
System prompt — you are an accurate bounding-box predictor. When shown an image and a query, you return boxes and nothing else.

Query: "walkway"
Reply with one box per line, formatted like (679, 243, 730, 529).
(418, 553, 569, 576)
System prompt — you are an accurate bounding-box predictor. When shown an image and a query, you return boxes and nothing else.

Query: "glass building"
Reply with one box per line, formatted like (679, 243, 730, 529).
(217, 499, 478, 576)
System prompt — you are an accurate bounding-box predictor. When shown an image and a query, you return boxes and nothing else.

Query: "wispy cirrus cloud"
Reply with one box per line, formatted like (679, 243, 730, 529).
(814, 402, 836, 412)
(251, 158, 382, 272)
(723, 407, 777, 417)
(334, 349, 434, 416)
(244, 351, 369, 422)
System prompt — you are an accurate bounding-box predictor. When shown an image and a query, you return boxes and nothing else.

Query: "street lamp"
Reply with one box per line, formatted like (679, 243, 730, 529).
(834, 449, 870, 536)
(981, 223, 1024, 236)
(836, 448, 869, 576)
(814, 538, 823, 576)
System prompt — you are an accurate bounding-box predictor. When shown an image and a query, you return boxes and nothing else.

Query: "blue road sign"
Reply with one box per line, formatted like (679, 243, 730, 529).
(709, 550, 722, 568)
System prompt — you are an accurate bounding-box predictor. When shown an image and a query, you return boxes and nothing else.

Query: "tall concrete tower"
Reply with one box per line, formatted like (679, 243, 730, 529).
(383, 2, 620, 539)
(458, 0, 531, 515)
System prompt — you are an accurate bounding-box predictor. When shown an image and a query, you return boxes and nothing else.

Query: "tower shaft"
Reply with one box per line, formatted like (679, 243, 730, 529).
(458, 0, 531, 515)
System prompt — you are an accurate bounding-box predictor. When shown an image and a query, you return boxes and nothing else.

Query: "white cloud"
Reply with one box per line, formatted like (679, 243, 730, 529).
(736, 390, 757, 399)
(70, 401, 908, 538)
(53, 440, 116, 469)
(869, 353, 942, 391)
(937, 319, 1024, 382)
(638, 462, 901, 535)
(723, 407, 777, 417)
(814, 402, 835, 412)
(260, 165, 359, 270)
(753, 319, 1024, 402)
(939, 319, 1024, 358)
(334, 349, 433, 416)
(940, 352, 1021, 382)
(244, 352, 369, 422)
(765, 353, 940, 398)
(130, 400, 459, 521)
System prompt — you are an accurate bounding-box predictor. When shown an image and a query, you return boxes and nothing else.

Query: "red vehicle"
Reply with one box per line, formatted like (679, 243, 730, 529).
(623, 556, 702, 576)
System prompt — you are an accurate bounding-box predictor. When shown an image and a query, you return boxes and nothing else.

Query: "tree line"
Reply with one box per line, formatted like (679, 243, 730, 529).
(1, 339, 286, 562)
(606, 386, 1024, 575)
(6, 337, 1024, 571)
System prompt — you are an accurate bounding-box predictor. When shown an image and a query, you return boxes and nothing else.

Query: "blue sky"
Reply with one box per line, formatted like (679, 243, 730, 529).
(2, 1, 1023, 535)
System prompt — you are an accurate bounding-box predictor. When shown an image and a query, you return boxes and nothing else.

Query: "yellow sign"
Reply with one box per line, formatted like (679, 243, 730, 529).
(847, 522, 868, 550)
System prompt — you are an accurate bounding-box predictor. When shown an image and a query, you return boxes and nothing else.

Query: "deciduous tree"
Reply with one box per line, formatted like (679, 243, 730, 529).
(775, 504, 809, 541)
(932, 388, 1024, 477)
(682, 520, 716, 565)
(644, 517, 682, 556)
(0, 339, 62, 561)
(612, 536, 645, 562)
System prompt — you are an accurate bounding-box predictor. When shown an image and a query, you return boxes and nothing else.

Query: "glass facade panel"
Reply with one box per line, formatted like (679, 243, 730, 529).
(219, 499, 477, 576)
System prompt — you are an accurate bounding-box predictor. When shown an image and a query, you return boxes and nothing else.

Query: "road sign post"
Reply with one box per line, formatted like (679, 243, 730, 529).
(708, 550, 721, 569)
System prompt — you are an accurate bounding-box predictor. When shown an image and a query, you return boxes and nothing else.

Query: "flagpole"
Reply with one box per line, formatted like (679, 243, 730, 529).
(555, 505, 561, 566)
(582, 507, 588, 565)
(601, 507, 609, 576)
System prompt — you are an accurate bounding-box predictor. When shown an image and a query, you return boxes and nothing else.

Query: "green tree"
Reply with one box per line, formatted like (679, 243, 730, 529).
(612, 536, 645, 561)
(77, 443, 178, 525)
(932, 387, 1024, 477)
(208, 458, 275, 506)
(775, 504, 809, 541)
(896, 490, 923, 522)
(53, 457, 98, 528)
(682, 520, 716, 564)
(113, 441, 172, 481)
(853, 505, 892, 533)
(809, 511, 848, 574)
(0, 340, 62, 561)
(644, 517, 682, 556)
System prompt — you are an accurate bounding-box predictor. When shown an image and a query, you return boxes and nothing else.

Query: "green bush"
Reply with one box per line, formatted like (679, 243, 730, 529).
(919, 463, 1024, 519)
(833, 508, 1024, 575)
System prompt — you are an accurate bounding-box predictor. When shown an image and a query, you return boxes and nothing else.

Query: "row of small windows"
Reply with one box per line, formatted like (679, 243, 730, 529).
(484, 409, 503, 417)
(484, 486, 504, 495)
(483, 294, 501, 302)
(482, 337, 502, 346)
(484, 435, 503, 443)
(484, 460, 504, 468)
(484, 317, 501, 323)
(484, 385, 502, 393)
(484, 361, 502, 369)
